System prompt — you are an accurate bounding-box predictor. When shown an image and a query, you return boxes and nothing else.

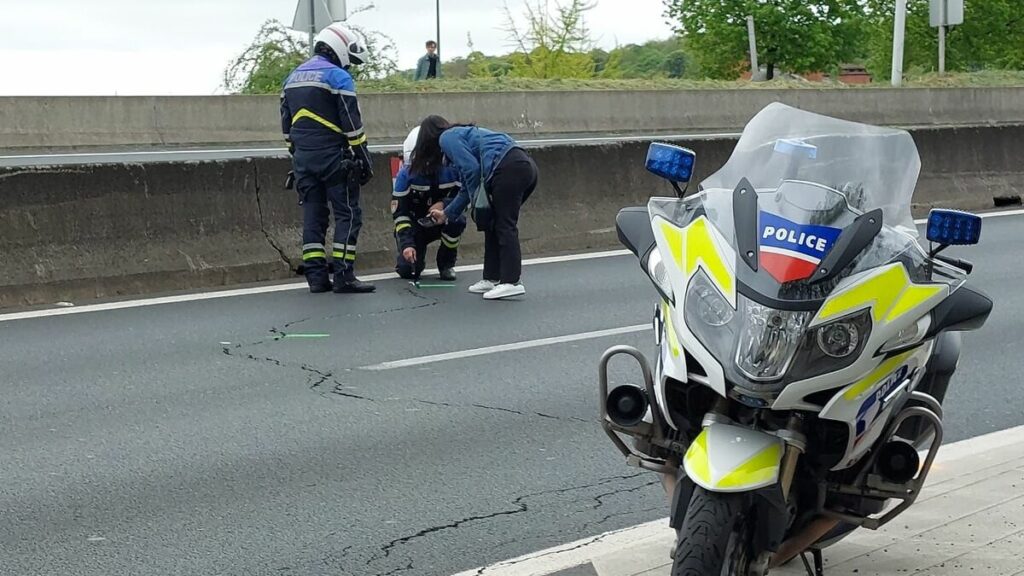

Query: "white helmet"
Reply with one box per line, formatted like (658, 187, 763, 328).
(403, 127, 420, 165)
(314, 23, 369, 68)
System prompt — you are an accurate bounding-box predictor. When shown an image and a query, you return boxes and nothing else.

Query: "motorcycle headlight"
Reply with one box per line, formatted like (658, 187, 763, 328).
(788, 310, 873, 382)
(817, 320, 861, 358)
(734, 300, 810, 381)
(646, 249, 675, 303)
(686, 271, 734, 327)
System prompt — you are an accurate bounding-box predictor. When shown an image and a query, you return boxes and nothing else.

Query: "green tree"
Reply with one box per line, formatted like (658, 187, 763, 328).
(664, 0, 866, 79)
(465, 33, 514, 78)
(863, 0, 1024, 78)
(223, 20, 307, 94)
(663, 49, 690, 78)
(502, 0, 597, 79)
(599, 38, 691, 79)
(223, 8, 398, 94)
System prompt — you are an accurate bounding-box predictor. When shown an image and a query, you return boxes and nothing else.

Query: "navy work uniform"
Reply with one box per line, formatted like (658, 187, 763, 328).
(392, 164, 466, 280)
(281, 52, 374, 293)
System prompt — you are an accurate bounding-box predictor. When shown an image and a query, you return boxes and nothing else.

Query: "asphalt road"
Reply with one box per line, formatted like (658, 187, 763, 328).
(1, 215, 1021, 576)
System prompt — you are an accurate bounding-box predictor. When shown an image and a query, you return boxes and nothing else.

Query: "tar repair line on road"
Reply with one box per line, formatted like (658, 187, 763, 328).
(359, 324, 650, 371)
(4, 210, 1022, 324)
(451, 423, 1024, 576)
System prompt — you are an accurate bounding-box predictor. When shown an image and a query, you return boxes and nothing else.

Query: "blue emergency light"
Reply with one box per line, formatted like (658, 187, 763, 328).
(927, 209, 982, 246)
(646, 143, 696, 183)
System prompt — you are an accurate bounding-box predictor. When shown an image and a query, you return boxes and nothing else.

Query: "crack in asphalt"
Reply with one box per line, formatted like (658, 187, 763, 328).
(217, 303, 642, 576)
(369, 287, 441, 316)
(270, 317, 314, 340)
(588, 479, 661, 510)
(469, 500, 664, 576)
(362, 472, 658, 576)
(221, 319, 592, 424)
(222, 344, 590, 421)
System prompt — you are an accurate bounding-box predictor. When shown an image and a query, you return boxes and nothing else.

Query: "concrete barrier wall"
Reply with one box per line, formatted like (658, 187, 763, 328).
(1, 126, 1021, 308)
(3, 88, 1024, 150)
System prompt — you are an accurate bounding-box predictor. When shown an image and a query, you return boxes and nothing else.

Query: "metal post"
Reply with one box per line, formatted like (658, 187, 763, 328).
(308, 0, 317, 57)
(436, 0, 441, 61)
(938, 0, 946, 74)
(746, 16, 759, 80)
(892, 0, 907, 87)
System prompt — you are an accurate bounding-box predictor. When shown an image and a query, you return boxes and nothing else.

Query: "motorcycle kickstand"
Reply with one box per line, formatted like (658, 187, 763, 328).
(799, 549, 825, 576)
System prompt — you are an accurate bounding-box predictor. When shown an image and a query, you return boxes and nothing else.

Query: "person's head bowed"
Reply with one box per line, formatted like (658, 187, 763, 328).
(410, 115, 452, 177)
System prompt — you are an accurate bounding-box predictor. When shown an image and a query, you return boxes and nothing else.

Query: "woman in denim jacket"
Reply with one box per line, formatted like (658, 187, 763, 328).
(411, 116, 539, 300)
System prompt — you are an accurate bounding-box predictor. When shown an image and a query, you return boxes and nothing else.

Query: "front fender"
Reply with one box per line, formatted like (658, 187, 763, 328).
(684, 423, 784, 492)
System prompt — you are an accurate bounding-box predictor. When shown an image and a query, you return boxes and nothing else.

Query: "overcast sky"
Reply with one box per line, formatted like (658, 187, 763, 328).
(0, 0, 674, 96)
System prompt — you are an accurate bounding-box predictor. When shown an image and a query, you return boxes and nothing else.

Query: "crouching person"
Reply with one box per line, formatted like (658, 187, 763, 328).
(393, 127, 466, 281)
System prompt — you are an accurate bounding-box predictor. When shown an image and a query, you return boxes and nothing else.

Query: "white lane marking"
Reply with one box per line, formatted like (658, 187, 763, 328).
(0, 134, 738, 164)
(453, 423, 1024, 576)
(0, 250, 630, 323)
(359, 325, 650, 371)
(3, 208, 1021, 323)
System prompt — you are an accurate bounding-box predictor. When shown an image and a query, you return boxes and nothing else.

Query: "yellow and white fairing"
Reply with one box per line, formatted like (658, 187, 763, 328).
(684, 423, 784, 492)
(652, 214, 736, 403)
(771, 261, 952, 469)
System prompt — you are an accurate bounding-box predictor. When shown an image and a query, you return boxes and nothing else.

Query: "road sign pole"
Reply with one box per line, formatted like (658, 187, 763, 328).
(938, 0, 946, 74)
(746, 16, 759, 80)
(308, 0, 316, 57)
(892, 0, 907, 87)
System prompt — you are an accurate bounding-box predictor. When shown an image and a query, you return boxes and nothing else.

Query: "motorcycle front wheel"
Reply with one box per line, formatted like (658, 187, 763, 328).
(672, 487, 762, 576)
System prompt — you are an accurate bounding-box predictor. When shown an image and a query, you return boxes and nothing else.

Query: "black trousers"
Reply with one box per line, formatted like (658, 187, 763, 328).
(294, 148, 361, 285)
(483, 148, 539, 284)
(394, 217, 467, 279)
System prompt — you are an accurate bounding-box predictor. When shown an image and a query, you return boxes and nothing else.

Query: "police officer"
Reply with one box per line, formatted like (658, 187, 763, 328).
(393, 127, 466, 281)
(281, 23, 376, 294)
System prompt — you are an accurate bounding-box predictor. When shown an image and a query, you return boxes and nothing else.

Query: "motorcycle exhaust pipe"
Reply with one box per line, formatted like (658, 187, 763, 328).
(606, 385, 649, 428)
(876, 439, 921, 484)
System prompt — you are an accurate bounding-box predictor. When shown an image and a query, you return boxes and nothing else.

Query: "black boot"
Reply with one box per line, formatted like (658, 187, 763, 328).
(307, 272, 332, 294)
(334, 277, 376, 293)
(438, 267, 456, 282)
(309, 281, 333, 293)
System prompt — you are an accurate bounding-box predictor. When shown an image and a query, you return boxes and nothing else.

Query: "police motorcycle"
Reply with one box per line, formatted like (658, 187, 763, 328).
(599, 103, 992, 575)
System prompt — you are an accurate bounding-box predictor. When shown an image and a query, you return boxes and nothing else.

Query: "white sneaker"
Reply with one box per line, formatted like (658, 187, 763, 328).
(483, 283, 526, 300)
(468, 279, 497, 294)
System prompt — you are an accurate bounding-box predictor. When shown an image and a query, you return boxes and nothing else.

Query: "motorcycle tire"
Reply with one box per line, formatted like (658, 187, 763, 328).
(672, 487, 754, 576)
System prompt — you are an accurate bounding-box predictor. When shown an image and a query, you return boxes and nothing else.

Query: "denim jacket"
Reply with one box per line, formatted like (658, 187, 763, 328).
(440, 126, 519, 220)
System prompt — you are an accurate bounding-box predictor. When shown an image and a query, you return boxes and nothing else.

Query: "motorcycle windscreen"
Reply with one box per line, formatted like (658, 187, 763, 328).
(649, 181, 939, 308)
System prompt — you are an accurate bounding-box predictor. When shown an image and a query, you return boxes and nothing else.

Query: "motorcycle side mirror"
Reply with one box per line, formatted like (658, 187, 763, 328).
(616, 206, 656, 261)
(646, 143, 696, 198)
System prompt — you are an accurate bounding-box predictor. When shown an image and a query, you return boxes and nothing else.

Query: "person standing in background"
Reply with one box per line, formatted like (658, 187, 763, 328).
(414, 41, 441, 80)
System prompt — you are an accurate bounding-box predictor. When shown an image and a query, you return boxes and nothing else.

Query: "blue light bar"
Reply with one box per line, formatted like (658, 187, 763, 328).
(646, 143, 696, 183)
(927, 209, 982, 246)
